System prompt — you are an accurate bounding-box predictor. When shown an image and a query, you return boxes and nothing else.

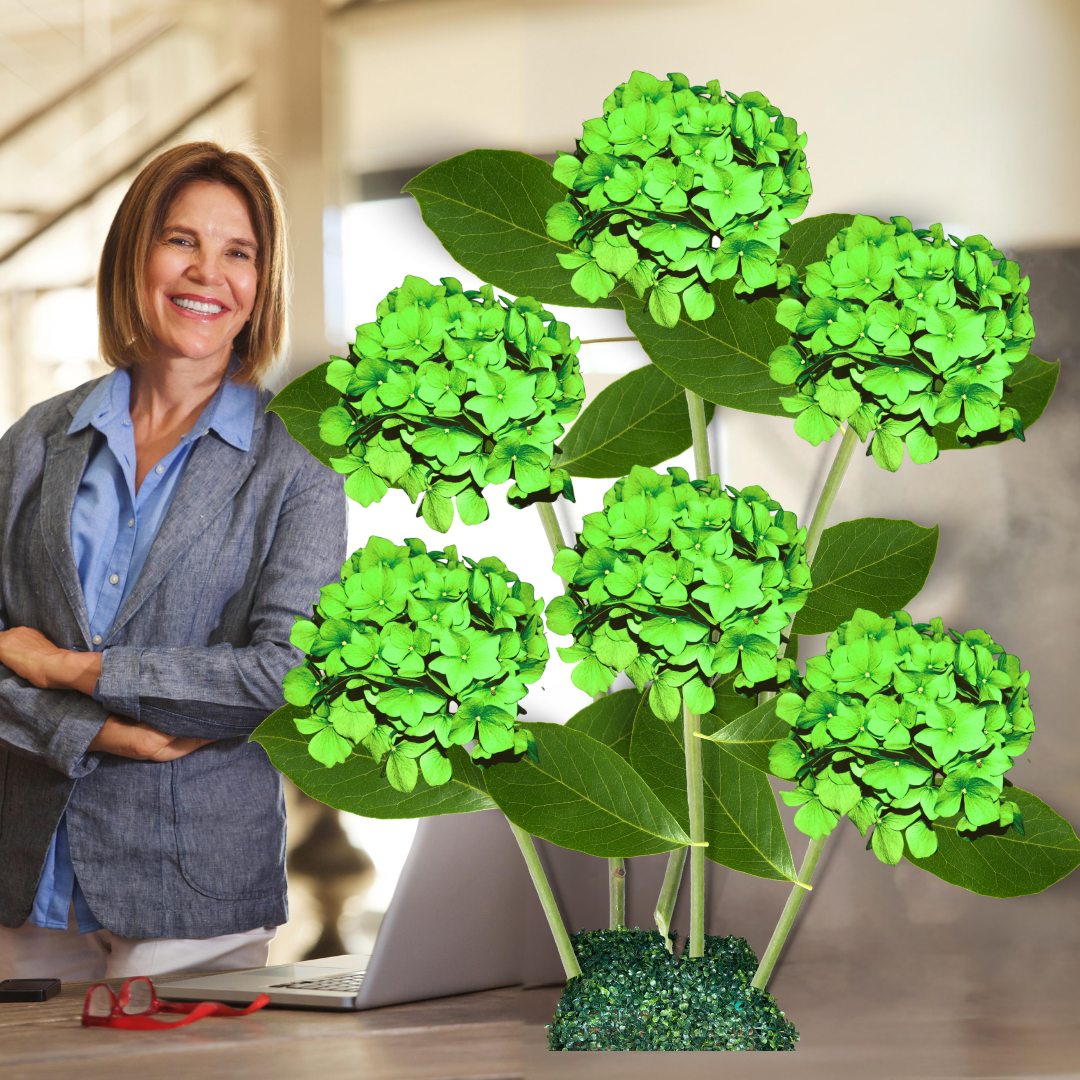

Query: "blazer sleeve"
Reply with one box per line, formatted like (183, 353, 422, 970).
(0, 415, 109, 778)
(94, 455, 347, 740)
(0, 664, 108, 779)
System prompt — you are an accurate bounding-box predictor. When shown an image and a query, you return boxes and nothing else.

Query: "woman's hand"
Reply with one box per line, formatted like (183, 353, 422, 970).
(0, 631, 215, 760)
(88, 716, 213, 762)
(0, 627, 102, 695)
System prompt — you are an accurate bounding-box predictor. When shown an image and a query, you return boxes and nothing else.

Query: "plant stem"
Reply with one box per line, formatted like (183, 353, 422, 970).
(506, 818, 581, 980)
(654, 846, 687, 952)
(803, 423, 859, 566)
(608, 858, 626, 929)
(579, 336, 637, 345)
(750, 834, 827, 991)
(685, 390, 712, 482)
(770, 423, 860, 674)
(683, 704, 706, 959)
(535, 500, 568, 557)
(750, 427, 859, 975)
(537, 501, 633, 939)
(681, 390, 713, 961)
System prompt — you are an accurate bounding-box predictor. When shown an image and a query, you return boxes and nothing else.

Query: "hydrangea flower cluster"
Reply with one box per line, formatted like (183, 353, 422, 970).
(544, 70, 811, 328)
(768, 609, 1033, 865)
(281, 536, 547, 792)
(319, 276, 585, 532)
(545, 465, 811, 722)
(768, 215, 1035, 471)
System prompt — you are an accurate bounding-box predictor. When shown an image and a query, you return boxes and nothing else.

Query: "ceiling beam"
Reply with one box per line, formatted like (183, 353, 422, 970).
(0, 73, 251, 266)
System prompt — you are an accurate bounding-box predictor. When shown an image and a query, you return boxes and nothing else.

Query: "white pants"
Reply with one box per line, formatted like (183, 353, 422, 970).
(0, 909, 276, 980)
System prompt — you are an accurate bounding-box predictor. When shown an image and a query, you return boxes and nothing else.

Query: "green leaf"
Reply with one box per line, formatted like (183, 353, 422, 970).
(871, 821, 904, 865)
(251, 704, 494, 817)
(308, 726, 353, 767)
(792, 518, 939, 636)
(711, 670, 759, 723)
(421, 491, 454, 533)
(385, 749, 419, 792)
(782, 213, 856, 275)
(282, 666, 319, 707)
(702, 696, 788, 774)
(564, 688, 641, 763)
(620, 281, 788, 416)
(404, 149, 620, 309)
(558, 365, 715, 478)
(266, 362, 339, 469)
(420, 748, 453, 787)
(483, 722, 691, 857)
(909, 786, 1080, 897)
(629, 694, 798, 882)
(934, 354, 1059, 452)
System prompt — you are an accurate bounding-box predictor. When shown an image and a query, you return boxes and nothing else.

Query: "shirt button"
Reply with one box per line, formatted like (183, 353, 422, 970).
(128, 518, 135, 528)
(109, 574, 120, 585)
(155, 464, 164, 474)
(92, 635, 102, 645)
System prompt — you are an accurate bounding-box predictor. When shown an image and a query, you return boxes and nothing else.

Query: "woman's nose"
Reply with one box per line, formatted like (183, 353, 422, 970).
(187, 252, 227, 285)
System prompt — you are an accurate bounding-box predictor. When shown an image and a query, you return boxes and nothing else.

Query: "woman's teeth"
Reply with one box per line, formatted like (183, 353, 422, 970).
(172, 297, 224, 314)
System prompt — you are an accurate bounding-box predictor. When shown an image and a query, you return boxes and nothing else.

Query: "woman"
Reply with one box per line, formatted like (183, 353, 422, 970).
(0, 143, 346, 978)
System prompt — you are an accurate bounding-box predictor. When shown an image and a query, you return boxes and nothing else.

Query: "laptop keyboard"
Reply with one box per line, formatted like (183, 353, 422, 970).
(269, 972, 366, 992)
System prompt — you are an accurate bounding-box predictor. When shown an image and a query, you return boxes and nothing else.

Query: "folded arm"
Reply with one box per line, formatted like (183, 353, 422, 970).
(0, 665, 109, 778)
(95, 463, 345, 741)
(0, 626, 101, 695)
(0, 635, 213, 767)
(0, 440, 345, 748)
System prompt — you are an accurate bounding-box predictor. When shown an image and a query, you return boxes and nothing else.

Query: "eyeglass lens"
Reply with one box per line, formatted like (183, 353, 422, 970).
(122, 978, 155, 1014)
(87, 985, 114, 1017)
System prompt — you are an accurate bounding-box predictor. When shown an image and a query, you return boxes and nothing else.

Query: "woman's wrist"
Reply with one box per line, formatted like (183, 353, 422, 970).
(51, 649, 103, 695)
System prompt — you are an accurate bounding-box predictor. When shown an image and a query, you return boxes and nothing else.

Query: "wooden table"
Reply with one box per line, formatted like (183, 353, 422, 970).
(4, 962, 1080, 1079)
(0, 975, 524, 1080)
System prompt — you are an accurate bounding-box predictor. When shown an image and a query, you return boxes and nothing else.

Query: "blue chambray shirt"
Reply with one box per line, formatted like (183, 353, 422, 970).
(29, 363, 256, 933)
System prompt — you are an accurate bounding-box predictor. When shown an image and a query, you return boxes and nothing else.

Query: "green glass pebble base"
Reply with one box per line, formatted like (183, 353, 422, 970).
(547, 927, 798, 1051)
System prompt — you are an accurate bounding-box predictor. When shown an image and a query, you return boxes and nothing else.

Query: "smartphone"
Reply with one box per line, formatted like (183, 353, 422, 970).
(0, 979, 61, 1002)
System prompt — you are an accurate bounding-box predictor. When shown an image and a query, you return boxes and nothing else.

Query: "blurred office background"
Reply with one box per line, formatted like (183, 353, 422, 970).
(2, 0, 1079, 988)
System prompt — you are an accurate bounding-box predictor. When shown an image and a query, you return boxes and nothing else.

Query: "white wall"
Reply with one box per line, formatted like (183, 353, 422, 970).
(341, 0, 1080, 247)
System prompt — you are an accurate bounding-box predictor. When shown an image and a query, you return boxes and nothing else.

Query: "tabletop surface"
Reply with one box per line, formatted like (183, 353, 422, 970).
(3, 958, 1079, 1080)
(0, 973, 525, 1080)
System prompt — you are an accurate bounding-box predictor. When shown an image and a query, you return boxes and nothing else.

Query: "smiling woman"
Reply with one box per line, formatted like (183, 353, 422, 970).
(0, 143, 346, 981)
(98, 144, 286, 386)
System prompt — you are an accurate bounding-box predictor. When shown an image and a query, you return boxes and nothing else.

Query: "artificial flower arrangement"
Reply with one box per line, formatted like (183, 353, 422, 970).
(252, 71, 1077, 1052)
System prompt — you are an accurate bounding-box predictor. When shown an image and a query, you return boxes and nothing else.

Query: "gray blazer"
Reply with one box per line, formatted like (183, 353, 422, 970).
(0, 378, 346, 938)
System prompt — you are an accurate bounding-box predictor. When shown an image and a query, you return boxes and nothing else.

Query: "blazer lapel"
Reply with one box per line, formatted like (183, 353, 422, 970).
(106, 432, 258, 641)
(40, 429, 96, 648)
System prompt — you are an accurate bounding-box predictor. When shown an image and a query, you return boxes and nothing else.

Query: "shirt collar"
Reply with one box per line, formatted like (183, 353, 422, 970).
(68, 356, 256, 452)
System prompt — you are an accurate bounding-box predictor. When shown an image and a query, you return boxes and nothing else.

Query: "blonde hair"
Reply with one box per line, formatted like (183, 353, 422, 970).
(97, 141, 288, 386)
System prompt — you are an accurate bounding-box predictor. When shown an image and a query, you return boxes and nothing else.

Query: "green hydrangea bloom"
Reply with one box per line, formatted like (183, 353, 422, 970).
(547, 465, 810, 721)
(768, 215, 1036, 470)
(321, 275, 585, 531)
(280, 536, 547, 792)
(545, 70, 811, 327)
(769, 608, 1033, 864)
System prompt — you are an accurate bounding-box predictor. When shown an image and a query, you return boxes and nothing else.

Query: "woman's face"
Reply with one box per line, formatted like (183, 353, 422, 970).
(143, 180, 259, 367)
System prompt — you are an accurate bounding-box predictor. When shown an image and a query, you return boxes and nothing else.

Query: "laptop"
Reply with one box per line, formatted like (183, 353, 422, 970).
(159, 807, 530, 1010)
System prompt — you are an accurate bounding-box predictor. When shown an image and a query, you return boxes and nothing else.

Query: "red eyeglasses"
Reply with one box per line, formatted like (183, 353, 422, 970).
(82, 976, 269, 1030)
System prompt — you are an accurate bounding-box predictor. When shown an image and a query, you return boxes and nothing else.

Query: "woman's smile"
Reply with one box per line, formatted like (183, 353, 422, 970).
(168, 293, 232, 319)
